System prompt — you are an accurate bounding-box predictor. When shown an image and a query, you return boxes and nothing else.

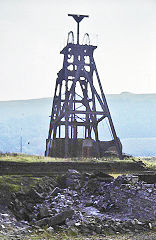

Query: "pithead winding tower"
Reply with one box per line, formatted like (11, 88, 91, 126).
(45, 14, 122, 158)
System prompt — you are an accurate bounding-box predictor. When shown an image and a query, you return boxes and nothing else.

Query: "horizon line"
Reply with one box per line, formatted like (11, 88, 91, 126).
(1, 92, 156, 102)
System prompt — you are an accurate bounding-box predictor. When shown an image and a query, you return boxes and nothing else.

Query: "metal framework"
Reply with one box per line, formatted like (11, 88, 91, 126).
(45, 14, 122, 159)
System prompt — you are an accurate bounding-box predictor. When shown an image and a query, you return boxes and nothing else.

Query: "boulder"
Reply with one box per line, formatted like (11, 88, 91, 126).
(36, 209, 74, 227)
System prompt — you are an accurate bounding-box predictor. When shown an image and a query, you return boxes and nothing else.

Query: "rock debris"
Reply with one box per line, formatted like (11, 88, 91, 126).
(0, 170, 156, 238)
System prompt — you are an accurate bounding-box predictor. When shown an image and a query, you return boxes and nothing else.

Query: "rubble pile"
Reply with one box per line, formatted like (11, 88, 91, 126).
(4, 170, 156, 236)
(0, 204, 30, 238)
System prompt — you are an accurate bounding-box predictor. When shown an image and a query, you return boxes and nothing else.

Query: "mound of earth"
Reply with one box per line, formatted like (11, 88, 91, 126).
(0, 170, 156, 239)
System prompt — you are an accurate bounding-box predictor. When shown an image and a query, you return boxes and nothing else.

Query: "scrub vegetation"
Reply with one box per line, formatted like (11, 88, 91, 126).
(0, 153, 155, 170)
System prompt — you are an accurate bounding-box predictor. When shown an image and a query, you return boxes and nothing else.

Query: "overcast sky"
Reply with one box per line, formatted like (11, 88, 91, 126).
(0, 0, 156, 100)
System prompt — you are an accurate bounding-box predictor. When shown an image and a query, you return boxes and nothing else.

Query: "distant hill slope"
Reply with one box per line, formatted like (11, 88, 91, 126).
(0, 98, 51, 155)
(106, 93, 156, 138)
(0, 93, 156, 156)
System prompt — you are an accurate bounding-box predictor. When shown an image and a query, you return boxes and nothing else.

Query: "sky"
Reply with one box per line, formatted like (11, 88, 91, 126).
(0, 0, 156, 100)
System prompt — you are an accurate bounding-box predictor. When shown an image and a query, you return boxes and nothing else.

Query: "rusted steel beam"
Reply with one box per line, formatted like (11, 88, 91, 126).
(60, 121, 95, 126)
(70, 110, 105, 115)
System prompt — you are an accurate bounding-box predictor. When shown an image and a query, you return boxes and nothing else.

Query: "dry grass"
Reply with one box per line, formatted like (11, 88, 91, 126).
(0, 153, 137, 163)
(141, 157, 156, 171)
(0, 229, 155, 240)
(0, 153, 156, 171)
